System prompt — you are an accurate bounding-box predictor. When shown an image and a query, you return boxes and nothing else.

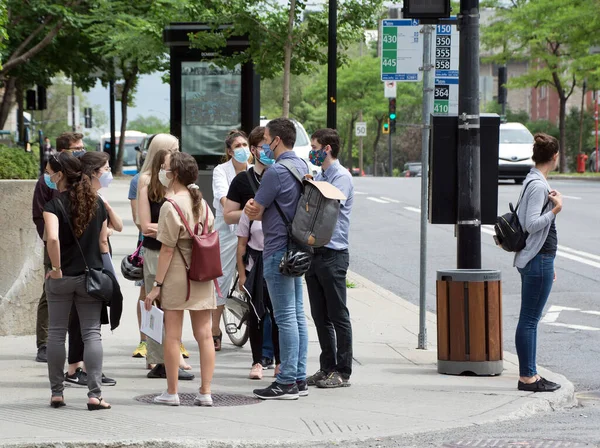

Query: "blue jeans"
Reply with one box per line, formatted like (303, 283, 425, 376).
(515, 253, 555, 377)
(262, 313, 275, 359)
(263, 249, 308, 385)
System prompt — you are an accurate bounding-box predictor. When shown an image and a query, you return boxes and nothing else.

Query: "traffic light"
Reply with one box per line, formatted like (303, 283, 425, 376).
(26, 90, 36, 110)
(103, 141, 112, 153)
(37, 86, 47, 110)
(382, 119, 390, 135)
(84, 108, 93, 128)
(389, 98, 397, 134)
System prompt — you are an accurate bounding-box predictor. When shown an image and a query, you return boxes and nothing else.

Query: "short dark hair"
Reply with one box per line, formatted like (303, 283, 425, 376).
(311, 128, 340, 159)
(248, 126, 265, 148)
(532, 133, 559, 164)
(56, 132, 84, 152)
(267, 118, 296, 149)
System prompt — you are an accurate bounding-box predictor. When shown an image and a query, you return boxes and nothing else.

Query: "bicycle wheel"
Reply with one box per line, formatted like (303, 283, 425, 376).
(223, 275, 249, 347)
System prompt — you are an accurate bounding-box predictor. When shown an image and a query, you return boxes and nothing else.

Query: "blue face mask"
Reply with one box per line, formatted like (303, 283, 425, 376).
(72, 150, 86, 158)
(233, 146, 250, 163)
(44, 172, 58, 190)
(258, 149, 275, 166)
(261, 139, 276, 160)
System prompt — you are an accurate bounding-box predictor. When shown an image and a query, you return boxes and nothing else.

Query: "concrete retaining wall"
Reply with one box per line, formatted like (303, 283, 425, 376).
(0, 180, 44, 336)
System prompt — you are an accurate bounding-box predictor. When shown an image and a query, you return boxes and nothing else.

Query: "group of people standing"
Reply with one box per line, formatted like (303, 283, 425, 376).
(31, 117, 357, 408)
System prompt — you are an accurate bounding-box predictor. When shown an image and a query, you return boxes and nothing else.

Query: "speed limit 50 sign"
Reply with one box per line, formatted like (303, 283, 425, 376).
(355, 122, 367, 137)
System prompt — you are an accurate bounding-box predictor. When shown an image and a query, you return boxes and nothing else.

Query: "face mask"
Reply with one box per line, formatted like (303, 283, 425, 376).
(309, 147, 328, 167)
(233, 147, 250, 163)
(98, 171, 113, 188)
(261, 138, 276, 160)
(44, 173, 58, 190)
(72, 150, 86, 158)
(158, 169, 172, 188)
(258, 149, 275, 166)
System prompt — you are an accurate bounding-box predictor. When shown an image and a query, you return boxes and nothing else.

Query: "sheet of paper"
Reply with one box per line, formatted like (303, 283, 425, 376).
(139, 300, 164, 344)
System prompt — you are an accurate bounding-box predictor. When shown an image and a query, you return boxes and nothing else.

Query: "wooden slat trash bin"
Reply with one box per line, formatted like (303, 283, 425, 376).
(436, 269, 503, 376)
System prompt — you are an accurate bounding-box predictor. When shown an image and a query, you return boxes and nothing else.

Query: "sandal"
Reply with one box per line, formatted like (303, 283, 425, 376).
(213, 331, 222, 352)
(50, 396, 66, 408)
(87, 397, 111, 411)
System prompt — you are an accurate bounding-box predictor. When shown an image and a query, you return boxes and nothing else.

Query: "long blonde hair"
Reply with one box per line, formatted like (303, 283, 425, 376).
(140, 134, 179, 177)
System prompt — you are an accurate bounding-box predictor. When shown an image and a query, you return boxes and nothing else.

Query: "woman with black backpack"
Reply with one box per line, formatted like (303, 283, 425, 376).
(514, 133, 563, 393)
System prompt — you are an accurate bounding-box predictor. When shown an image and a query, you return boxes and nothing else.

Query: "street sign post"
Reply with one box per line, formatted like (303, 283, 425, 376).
(355, 122, 367, 137)
(381, 19, 423, 82)
(433, 22, 459, 115)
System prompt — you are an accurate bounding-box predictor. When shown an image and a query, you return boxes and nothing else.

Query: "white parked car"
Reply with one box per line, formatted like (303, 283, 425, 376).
(498, 122, 534, 184)
(260, 118, 320, 177)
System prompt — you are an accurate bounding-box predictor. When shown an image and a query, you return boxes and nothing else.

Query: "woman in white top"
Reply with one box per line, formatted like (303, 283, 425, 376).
(211, 130, 252, 350)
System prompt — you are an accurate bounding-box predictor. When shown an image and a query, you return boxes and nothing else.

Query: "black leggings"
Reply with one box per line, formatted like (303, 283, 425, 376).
(248, 278, 280, 366)
(68, 304, 85, 365)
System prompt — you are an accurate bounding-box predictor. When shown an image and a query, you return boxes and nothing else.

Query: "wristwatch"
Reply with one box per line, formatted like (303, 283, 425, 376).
(51, 266, 61, 272)
(153, 281, 163, 288)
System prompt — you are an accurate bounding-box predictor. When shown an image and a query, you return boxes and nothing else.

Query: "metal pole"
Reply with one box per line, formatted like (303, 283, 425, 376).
(359, 40, 364, 176)
(456, 0, 482, 269)
(327, 0, 337, 129)
(418, 25, 434, 350)
(595, 90, 599, 173)
(109, 79, 116, 169)
(388, 131, 392, 176)
(71, 80, 76, 132)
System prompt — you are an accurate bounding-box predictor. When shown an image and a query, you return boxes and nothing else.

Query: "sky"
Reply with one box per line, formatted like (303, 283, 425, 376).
(86, 72, 170, 134)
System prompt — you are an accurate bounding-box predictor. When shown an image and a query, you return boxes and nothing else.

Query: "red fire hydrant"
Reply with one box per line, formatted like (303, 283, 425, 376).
(577, 153, 588, 173)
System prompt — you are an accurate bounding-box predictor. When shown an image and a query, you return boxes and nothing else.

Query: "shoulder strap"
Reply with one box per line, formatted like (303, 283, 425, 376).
(55, 198, 90, 271)
(165, 198, 195, 237)
(515, 179, 551, 214)
(245, 169, 258, 195)
(279, 159, 305, 186)
(200, 200, 209, 236)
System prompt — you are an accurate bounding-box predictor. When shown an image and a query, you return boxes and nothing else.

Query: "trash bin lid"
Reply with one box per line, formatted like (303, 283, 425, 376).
(436, 269, 501, 282)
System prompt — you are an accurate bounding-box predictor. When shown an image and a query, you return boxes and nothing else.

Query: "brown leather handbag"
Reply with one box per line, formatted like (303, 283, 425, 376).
(165, 199, 223, 299)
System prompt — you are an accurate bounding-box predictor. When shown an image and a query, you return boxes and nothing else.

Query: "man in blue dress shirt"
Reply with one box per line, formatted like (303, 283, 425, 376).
(305, 128, 354, 389)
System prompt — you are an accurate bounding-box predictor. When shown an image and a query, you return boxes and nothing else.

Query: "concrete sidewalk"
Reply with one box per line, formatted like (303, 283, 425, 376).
(0, 181, 575, 447)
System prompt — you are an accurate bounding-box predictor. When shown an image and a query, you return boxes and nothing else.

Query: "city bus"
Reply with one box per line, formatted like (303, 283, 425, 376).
(99, 130, 147, 175)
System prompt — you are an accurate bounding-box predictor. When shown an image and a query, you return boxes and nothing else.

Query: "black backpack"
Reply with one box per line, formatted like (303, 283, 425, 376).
(494, 180, 549, 252)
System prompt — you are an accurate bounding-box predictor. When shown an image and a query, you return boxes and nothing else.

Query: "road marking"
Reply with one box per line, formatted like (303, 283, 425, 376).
(561, 195, 581, 200)
(355, 191, 368, 195)
(367, 197, 390, 204)
(404, 206, 421, 213)
(557, 245, 600, 262)
(380, 197, 401, 203)
(547, 323, 600, 331)
(541, 305, 600, 331)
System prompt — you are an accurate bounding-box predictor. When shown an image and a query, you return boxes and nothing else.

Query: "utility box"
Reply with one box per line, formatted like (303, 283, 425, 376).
(429, 114, 500, 225)
(436, 269, 503, 376)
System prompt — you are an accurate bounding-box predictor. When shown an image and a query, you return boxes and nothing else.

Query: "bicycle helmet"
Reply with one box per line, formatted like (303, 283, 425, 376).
(121, 252, 143, 281)
(279, 249, 312, 277)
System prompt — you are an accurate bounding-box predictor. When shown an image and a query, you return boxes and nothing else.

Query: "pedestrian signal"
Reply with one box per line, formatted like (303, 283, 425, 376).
(382, 120, 390, 135)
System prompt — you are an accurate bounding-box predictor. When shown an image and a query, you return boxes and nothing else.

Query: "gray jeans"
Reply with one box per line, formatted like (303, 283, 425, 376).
(46, 274, 103, 399)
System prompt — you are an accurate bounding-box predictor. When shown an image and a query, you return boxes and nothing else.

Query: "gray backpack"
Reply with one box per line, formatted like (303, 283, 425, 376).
(278, 159, 347, 248)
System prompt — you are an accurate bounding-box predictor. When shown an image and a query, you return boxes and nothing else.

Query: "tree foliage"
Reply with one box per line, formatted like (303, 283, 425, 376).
(482, 0, 600, 172)
(128, 115, 170, 135)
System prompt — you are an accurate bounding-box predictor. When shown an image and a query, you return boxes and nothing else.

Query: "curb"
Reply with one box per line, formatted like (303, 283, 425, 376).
(548, 175, 600, 182)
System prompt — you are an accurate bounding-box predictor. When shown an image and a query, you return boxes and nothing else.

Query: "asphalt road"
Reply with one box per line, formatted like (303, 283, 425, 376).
(346, 176, 600, 446)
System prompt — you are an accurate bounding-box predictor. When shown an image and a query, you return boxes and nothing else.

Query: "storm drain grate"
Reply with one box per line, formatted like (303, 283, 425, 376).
(134, 392, 261, 407)
(443, 441, 592, 448)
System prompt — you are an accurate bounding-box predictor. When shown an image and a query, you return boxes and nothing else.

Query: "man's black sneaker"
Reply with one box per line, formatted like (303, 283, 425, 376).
(296, 379, 309, 397)
(35, 345, 47, 363)
(261, 357, 275, 370)
(253, 381, 299, 400)
(518, 377, 561, 392)
(306, 369, 328, 386)
(102, 374, 117, 386)
(316, 371, 351, 389)
(65, 368, 87, 387)
(147, 363, 195, 380)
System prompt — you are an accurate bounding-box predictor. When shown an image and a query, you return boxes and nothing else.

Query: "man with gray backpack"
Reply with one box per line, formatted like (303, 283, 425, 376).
(304, 129, 354, 389)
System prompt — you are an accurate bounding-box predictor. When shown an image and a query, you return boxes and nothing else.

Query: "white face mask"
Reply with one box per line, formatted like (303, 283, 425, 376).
(158, 169, 172, 188)
(98, 171, 113, 188)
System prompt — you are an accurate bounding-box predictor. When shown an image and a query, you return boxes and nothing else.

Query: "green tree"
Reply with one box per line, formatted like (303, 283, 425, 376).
(188, 0, 383, 115)
(482, 0, 600, 172)
(128, 115, 170, 135)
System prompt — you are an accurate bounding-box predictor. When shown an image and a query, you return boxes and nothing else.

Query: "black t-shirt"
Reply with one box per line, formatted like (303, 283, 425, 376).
(227, 167, 261, 209)
(540, 220, 558, 255)
(142, 198, 165, 251)
(44, 193, 107, 276)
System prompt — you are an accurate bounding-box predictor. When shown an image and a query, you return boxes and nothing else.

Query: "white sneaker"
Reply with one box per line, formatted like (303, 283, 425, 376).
(153, 391, 180, 406)
(194, 393, 213, 407)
